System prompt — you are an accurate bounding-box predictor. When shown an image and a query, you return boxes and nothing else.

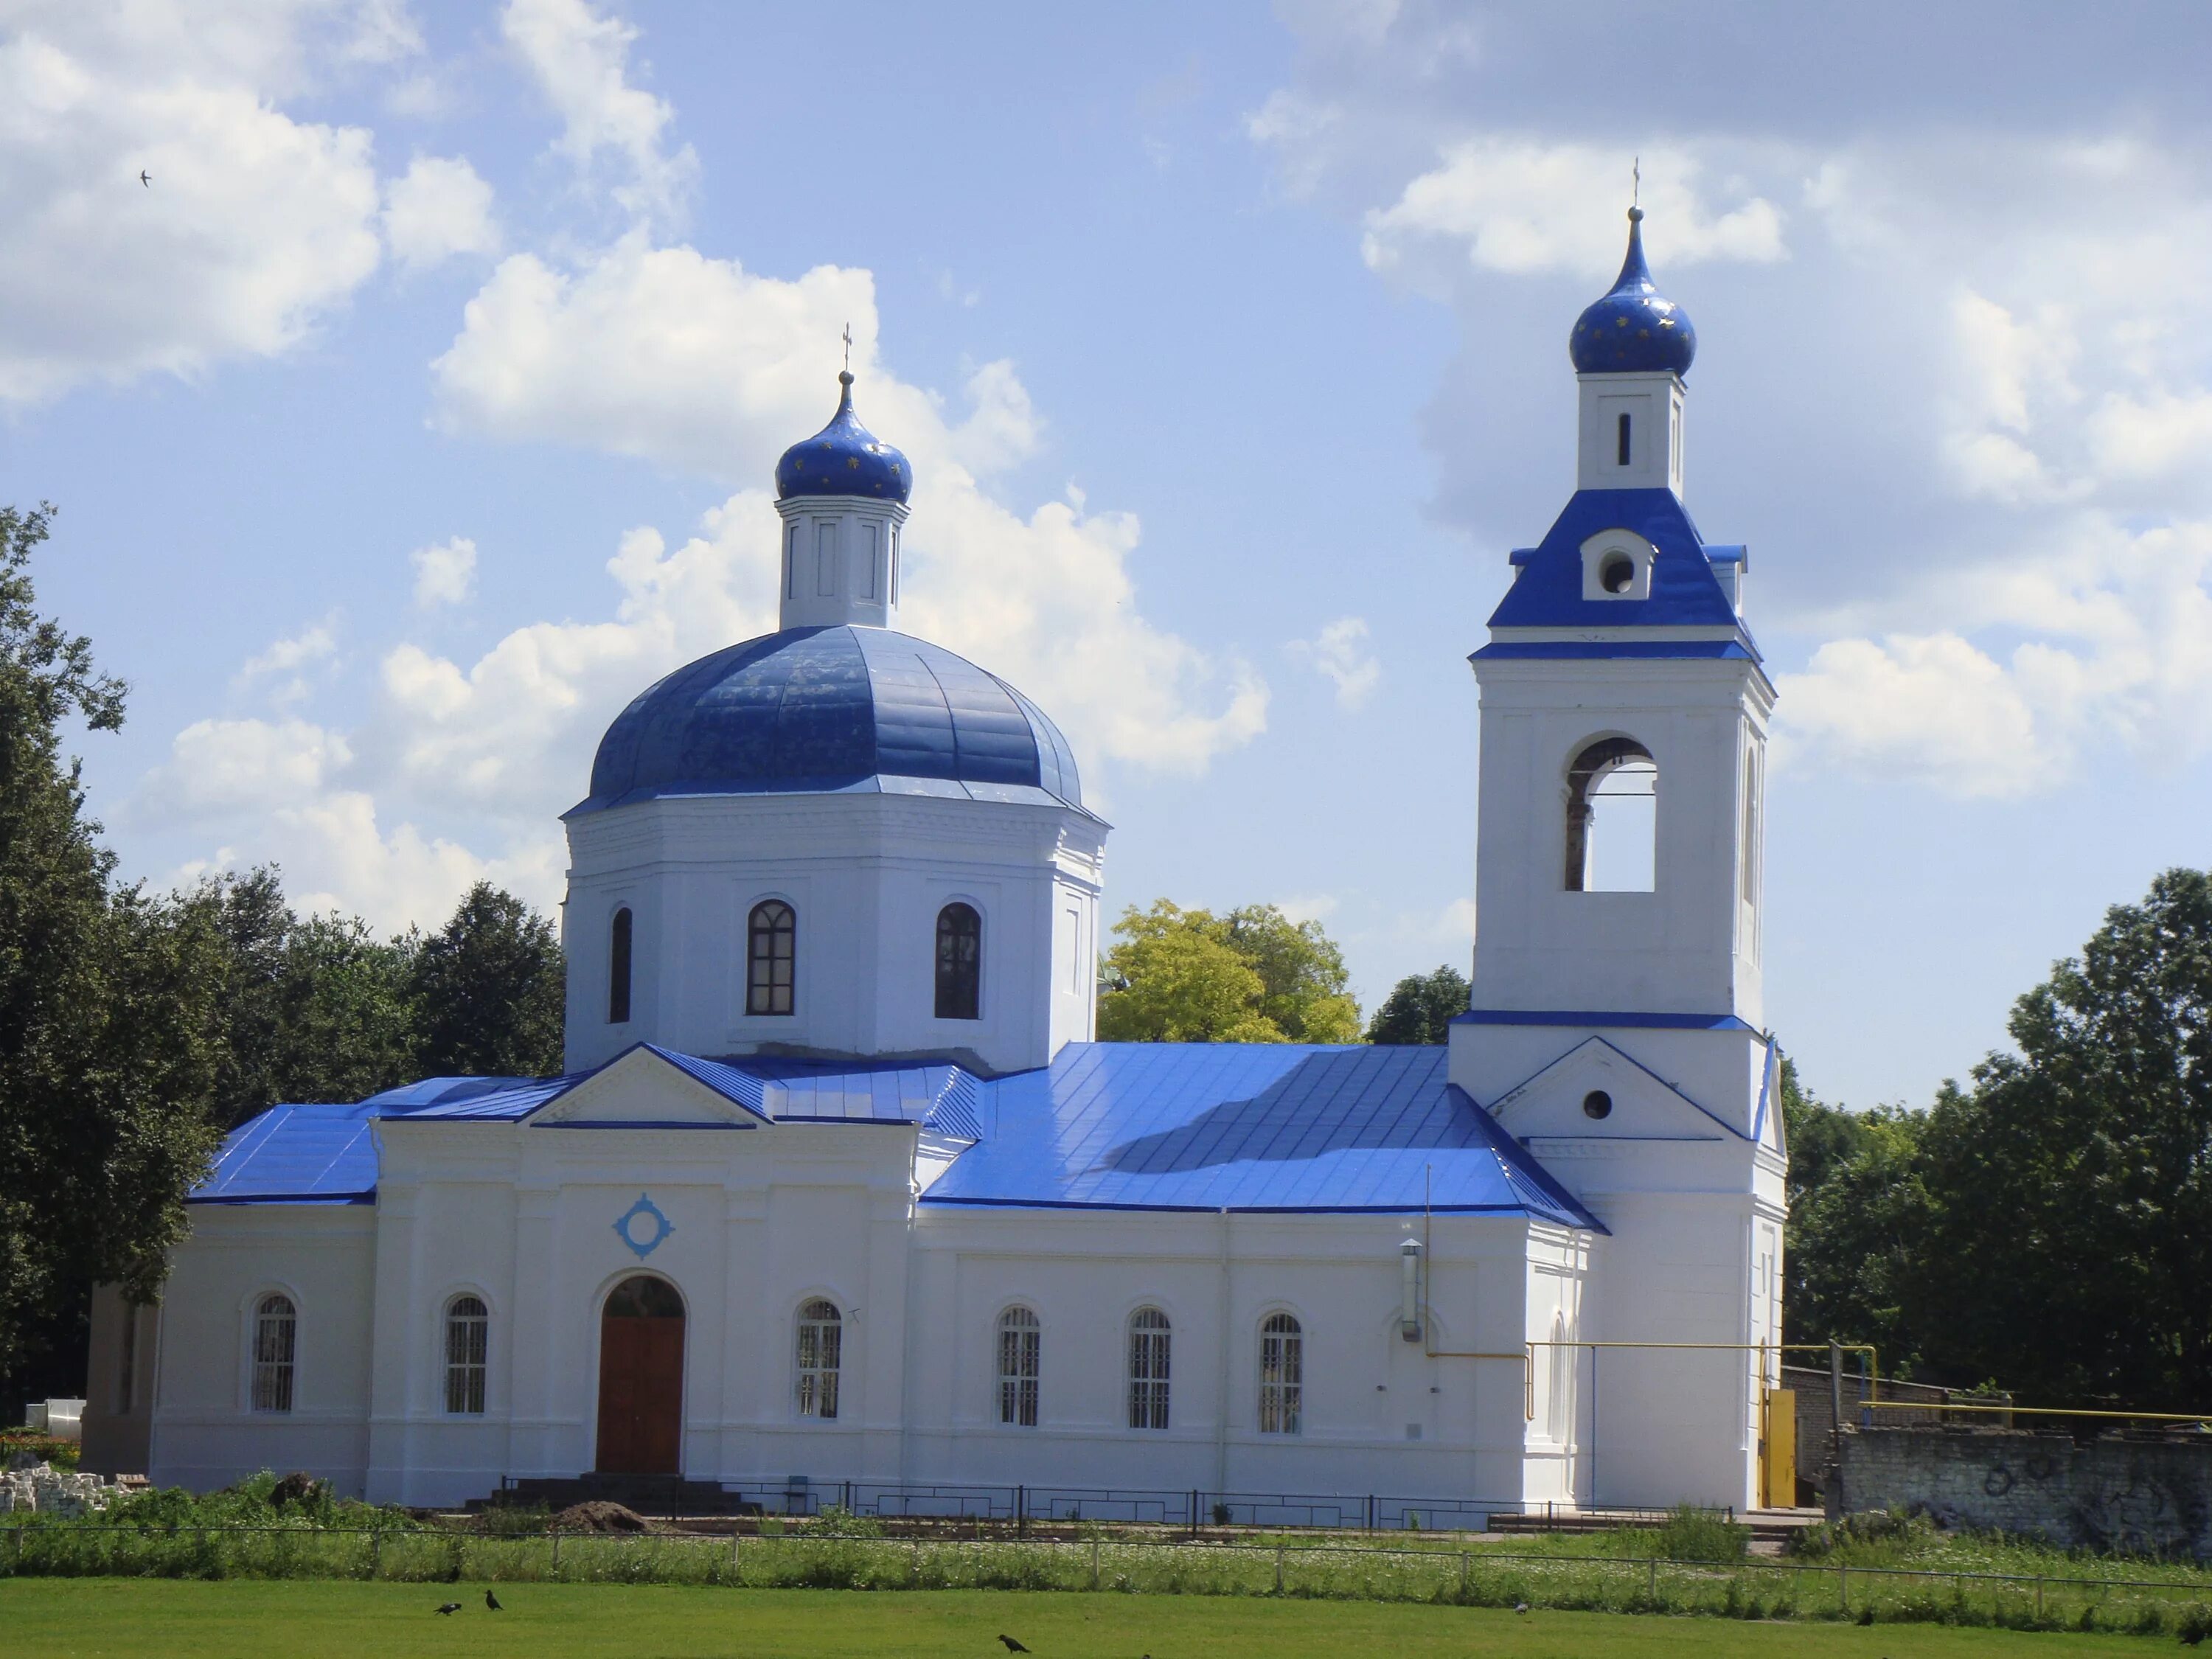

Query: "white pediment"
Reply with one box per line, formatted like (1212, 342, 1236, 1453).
(529, 1047, 765, 1130)
(1488, 1037, 1737, 1144)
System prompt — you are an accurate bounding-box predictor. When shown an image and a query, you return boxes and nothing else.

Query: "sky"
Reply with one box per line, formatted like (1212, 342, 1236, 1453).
(4, 0, 2211, 1112)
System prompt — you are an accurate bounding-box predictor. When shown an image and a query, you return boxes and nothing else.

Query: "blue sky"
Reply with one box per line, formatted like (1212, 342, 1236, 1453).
(5, 1, 2212, 1111)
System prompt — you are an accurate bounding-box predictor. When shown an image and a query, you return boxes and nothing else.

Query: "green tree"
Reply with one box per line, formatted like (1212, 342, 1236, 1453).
(200, 868, 421, 1124)
(410, 882, 566, 1077)
(1096, 900, 1361, 1043)
(1778, 1058, 1926, 1365)
(1366, 964, 1470, 1044)
(1208, 905, 1363, 1042)
(1096, 901, 1286, 1042)
(1896, 869, 2212, 1408)
(0, 504, 227, 1391)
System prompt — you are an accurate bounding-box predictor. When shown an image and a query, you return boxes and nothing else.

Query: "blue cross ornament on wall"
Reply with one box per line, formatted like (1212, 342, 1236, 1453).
(613, 1193, 675, 1259)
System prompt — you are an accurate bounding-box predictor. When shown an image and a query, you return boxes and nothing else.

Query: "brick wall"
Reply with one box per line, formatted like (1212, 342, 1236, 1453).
(1838, 1427, 2212, 1558)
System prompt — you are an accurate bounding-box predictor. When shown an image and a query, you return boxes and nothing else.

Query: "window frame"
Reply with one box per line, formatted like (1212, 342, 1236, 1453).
(795, 1298, 842, 1420)
(996, 1305, 1040, 1427)
(747, 900, 797, 1017)
(1563, 736, 1657, 892)
(1127, 1307, 1171, 1431)
(444, 1293, 490, 1416)
(1258, 1311, 1303, 1436)
(250, 1291, 297, 1414)
(934, 901, 983, 1021)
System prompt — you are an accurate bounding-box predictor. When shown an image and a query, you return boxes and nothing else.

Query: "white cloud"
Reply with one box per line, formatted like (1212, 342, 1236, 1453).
(0, 8, 386, 402)
(1360, 139, 1787, 282)
(500, 0, 697, 224)
(137, 717, 353, 816)
(1286, 616, 1380, 709)
(383, 155, 500, 271)
(1775, 518, 2212, 796)
(234, 618, 340, 706)
(409, 535, 479, 608)
(1275, 892, 1341, 925)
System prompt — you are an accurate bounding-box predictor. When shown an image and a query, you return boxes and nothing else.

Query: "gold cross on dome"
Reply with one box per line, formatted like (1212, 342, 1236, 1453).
(1632, 156, 1641, 207)
(842, 323, 852, 373)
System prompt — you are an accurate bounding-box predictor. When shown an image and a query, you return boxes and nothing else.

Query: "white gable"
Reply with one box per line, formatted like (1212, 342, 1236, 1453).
(529, 1048, 764, 1130)
(1488, 1037, 1736, 1144)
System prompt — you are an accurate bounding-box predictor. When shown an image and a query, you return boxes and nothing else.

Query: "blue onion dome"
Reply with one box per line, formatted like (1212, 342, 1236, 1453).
(774, 371, 911, 503)
(1569, 207, 1696, 376)
(577, 625, 1085, 816)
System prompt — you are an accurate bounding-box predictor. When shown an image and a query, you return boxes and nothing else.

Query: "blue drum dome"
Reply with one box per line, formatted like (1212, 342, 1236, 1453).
(577, 625, 1084, 815)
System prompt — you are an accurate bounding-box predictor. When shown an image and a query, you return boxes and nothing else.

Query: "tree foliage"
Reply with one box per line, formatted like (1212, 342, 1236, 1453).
(1786, 869, 2212, 1408)
(409, 882, 566, 1078)
(1366, 964, 1470, 1044)
(1096, 900, 1361, 1044)
(0, 505, 225, 1388)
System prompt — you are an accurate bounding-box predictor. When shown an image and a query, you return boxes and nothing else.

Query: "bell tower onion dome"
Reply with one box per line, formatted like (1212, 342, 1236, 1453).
(1569, 207, 1696, 377)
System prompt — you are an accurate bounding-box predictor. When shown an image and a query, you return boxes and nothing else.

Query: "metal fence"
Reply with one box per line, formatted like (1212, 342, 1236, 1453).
(509, 1475, 1503, 1532)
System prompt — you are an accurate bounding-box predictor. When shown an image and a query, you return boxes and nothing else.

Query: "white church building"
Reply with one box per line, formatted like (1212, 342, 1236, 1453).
(82, 209, 1788, 1521)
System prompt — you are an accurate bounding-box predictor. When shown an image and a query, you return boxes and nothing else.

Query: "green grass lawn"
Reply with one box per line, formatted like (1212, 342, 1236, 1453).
(0, 1582, 2168, 1659)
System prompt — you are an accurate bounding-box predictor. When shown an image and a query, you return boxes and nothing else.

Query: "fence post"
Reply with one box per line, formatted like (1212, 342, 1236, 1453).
(1839, 1561, 1848, 1615)
(2036, 1578, 2044, 1621)
(371, 1529, 381, 1580)
(552, 1531, 560, 1573)
(1279, 1545, 1287, 1596)
(1648, 1557, 1657, 1601)
(1017, 1484, 1026, 1540)
(911, 1538, 921, 1586)
(1460, 1551, 1470, 1601)
(1091, 1537, 1100, 1591)
(731, 1530, 740, 1577)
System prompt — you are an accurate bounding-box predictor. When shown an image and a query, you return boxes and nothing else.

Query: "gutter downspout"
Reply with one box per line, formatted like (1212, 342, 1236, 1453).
(1215, 1208, 1231, 1500)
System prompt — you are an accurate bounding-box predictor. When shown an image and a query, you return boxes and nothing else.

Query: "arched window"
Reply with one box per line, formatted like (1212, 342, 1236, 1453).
(795, 1298, 841, 1419)
(251, 1293, 296, 1413)
(997, 1306, 1040, 1427)
(1127, 1308, 1171, 1430)
(1259, 1312, 1302, 1435)
(1616, 411, 1632, 467)
(445, 1295, 489, 1414)
(1564, 737, 1657, 893)
(935, 902, 981, 1020)
(608, 907, 633, 1024)
(748, 900, 796, 1016)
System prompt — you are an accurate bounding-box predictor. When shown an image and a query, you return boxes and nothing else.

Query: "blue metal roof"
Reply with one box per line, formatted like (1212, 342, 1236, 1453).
(1470, 640, 1756, 662)
(924, 1043, 1604, 1227)
(775, 372, 911, 504)
(1454, 1009, 1760, 1032)
(575, 625, 1086, 817)
(1484, 487, 1747, 633)
(1570, 209, 1695, 376)
(189, 1046, 1601, 1226)
(190, 1105, 380, 1205)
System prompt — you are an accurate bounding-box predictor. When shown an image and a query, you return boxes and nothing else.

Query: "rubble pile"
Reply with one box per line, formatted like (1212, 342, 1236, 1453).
(0, 1460, 122, 1518)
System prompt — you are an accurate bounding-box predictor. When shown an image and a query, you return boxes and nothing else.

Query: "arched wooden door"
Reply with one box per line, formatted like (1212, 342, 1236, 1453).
(595, 1276, 684, 1474)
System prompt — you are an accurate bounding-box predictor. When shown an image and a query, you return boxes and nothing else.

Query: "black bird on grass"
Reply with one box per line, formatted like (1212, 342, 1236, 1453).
(998, 1638, 1030, 1653)
(434, 1602, 461, 1615)
(485, 1589, 504, 1611)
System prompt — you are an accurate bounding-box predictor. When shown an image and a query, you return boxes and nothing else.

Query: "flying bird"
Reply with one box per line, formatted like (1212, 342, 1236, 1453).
(997, 1639, 1031, 1653)
(139, 171, 150, 187)
(484, 1588, 504, 1611)
(434, 1602, 461, 1615)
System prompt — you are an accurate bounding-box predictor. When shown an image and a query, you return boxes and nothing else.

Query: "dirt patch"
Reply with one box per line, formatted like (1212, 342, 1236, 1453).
(549, 1500, 658, 1534)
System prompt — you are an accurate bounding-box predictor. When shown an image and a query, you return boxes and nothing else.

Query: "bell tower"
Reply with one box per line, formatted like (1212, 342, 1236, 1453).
(1445, 207, 1787, 1513)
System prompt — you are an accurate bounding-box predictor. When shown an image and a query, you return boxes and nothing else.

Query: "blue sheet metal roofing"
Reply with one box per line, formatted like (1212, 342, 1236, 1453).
(1484, 487, 1750, 636)
(774, 372, 911, 504)
(1569, 209, 1695, 376)
(924, 1044, 1604, 1227)
(574, 625, 1086, 817)
(190, 1045, 1599, 1229)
